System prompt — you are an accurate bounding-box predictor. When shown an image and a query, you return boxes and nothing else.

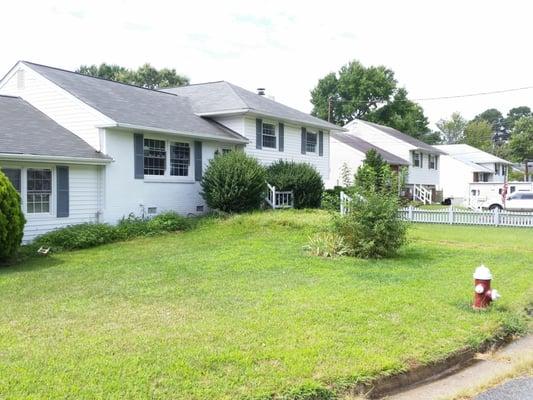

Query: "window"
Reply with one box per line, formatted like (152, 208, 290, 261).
(1, 168, 21, 192)
(26, 169, 52, 213)
(262, 123, 276, 149)
(413, 152, 421, 167)
(170, 142, 190, 176)
(222, 148, 232, 155)
(144, 139, 166, 175)
(501, 165, 507, 176)
(428, 155, 437, 169)
(306, 132, 318, 153)
(494, 164, 499, 175)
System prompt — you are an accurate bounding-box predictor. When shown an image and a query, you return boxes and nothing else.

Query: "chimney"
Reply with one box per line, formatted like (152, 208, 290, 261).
(257, 88, 266, 96)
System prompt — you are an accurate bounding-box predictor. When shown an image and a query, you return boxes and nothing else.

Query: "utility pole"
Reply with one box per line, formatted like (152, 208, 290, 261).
(327, 96, 333, 123)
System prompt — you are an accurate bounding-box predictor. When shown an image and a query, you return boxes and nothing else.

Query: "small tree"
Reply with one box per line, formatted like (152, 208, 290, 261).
(463, 120, 493, 151)
(201, 151, 266, 212)
(509, 116, 533, 180)
(436, 112, 467, 144)
(340, 162, 352, 187)
(336, 150, 407, 258)
(0, 171, 26, 261)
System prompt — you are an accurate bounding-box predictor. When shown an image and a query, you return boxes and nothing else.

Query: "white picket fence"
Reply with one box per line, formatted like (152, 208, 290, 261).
(399, 206, 533, 227)
(339, 192, 533, 227)
(266, 183, 294, 209)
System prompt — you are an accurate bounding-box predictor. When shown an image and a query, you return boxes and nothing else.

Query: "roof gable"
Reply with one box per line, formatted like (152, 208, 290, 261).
(434, 144, 511, 165)
(21, 62, 247, 143)
(0, 95, 110, 160)
(164, 81, 341, 131)
(332, 133, 409, 165)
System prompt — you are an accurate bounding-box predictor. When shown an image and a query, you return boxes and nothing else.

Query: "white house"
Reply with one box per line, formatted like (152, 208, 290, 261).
(0, 61, 340, 241)
(327, 132, 409, 188)
(339, 119, 444, 203)
(434, 144, 513, 206)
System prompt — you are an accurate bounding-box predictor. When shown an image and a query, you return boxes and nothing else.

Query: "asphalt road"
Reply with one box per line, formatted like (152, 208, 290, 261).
(474, 377, 533, 400)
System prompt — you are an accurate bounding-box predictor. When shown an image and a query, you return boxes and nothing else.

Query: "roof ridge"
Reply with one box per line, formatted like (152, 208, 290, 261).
(168, 80, 226, 88)
(21, 60, 181, 98)
(223, 81, 252, 110)
(0, 94, 21, 99)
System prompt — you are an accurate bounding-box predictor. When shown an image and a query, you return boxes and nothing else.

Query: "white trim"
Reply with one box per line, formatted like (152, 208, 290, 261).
(0, 153, 112, 165)
(99, 123, 248, 144)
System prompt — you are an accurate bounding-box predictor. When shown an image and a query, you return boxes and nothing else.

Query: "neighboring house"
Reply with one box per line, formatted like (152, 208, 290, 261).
(342, 119, 444, 202)
(434, 144, 512, 206)
(327, 132, 409, 188)
(0, 61, 339, 241)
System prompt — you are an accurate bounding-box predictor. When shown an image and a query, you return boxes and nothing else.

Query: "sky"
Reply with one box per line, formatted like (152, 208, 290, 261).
(1, 0, 532, 129)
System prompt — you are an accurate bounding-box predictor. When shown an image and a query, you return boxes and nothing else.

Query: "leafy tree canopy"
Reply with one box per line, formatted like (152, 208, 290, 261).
(509, 116, 533, 163)
(506, 106, 532, 130)
(310, 60, 432, 142)
(76, 63, 189, 89)
(462, 120, 493, 151)
(436, 112, 467, 144)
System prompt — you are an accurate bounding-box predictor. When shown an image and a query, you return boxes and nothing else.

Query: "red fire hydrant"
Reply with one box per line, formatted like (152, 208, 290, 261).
(473, 265, 500, 310)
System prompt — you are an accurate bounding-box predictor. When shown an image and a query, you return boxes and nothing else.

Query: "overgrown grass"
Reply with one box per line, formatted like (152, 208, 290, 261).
(0, 210, 531, 399)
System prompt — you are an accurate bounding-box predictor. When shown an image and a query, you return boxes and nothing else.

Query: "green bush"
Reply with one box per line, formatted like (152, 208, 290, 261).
(0, 171, 26, 261)
(334, 192, 407, 259)
(321, 187, 343, 212)
(266, 161, 324, 209)
(201, 151, 266, 212)
(34, 223, 120, 251)
(34, 212, 191, 252)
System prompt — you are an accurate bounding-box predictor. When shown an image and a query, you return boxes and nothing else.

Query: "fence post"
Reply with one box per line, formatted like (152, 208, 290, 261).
(408, 205, 413, 221)
(494, 207, 499, 226)
(448, 206, 453, 224)
(340, 191, 344, 216)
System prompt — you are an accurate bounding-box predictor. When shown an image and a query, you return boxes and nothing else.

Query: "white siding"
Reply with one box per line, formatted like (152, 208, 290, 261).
(438, 155, 475, 201)
(102, 128, 224, 223)
(346, 120, 440, 187)
(0, 161, 102, 242)
(326, 139, 365, 188)
(0, 63, 113, 150)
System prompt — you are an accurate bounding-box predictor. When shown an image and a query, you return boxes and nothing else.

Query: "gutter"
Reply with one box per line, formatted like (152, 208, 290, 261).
(195, 109, 346, 132)
(0, 153, 113, 165)
(97, 122, 249, 144)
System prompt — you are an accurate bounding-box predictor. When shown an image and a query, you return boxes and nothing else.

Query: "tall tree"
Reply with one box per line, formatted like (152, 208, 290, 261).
(436, 112, 467, 144)
(76, 63, 189, 89)
(366, 88, 436, 143)
(506, 106, 532, 130)
(462, 120, 493, 151)
(509, 116, 533, 180)
(474, 108, 508, 142)
(311, 60, 431, 142)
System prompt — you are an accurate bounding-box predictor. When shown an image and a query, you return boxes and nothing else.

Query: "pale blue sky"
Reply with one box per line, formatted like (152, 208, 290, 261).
(2, 0, 532, 127)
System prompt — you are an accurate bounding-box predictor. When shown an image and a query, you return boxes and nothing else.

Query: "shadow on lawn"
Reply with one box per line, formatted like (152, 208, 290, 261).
(0, 254, 65, 276)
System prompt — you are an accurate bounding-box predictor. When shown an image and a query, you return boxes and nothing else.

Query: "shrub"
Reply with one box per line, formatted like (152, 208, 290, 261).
(321, 187, 343, 212)
(0, 171, 26, 261)
(305, 232, 348, 258)
(266, 161, 324, 209)
(34, 223, 120, 251)
(334, 192, 407, 259)
(201, 151, 266, 212)
(33, 212, 191, 252)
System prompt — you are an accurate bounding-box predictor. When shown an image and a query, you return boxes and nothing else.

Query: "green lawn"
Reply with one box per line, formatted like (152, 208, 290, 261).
(1, 210, 531, 399)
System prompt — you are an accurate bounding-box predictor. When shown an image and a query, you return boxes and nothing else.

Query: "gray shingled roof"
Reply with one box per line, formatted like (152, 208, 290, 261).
(0, 95, 111, 160)
(332, 132, 409, 165)
(362, 120, 445, 154)
(163, 81, 341, 131)
(23, 62, 247, 143)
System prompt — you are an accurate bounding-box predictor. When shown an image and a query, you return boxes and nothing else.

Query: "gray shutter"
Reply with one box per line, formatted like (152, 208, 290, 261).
(134, 133, 144, 179)
(301, 127, 307, 154)
(318, 131, 324, 156)
(278, 122, 284, 152)
(256, 118, 262, 149)
(56, 166, 69, 218)
(194, 141, 202, 182)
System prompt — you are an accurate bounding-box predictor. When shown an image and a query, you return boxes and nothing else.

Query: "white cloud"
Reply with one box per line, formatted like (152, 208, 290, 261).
(1, 0, 532, 128)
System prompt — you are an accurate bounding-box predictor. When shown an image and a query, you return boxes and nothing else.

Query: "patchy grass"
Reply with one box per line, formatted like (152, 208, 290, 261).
(0, 210, 531, 399)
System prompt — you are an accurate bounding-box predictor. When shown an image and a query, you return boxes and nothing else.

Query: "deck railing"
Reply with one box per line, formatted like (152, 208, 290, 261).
(266, 183, 294, 209)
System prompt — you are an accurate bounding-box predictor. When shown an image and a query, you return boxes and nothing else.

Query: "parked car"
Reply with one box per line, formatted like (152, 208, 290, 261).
(482, 191, 533, 211)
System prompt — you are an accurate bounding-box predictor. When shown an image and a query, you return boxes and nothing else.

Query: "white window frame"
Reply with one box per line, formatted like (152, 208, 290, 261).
(0, 163, 56, 218)
(306, 130, 318, 154)
(412, 152, 422, 168)
(261, 121, 277, 150)
(142, 135, 194, 183)
(428, 154, 438, 170)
